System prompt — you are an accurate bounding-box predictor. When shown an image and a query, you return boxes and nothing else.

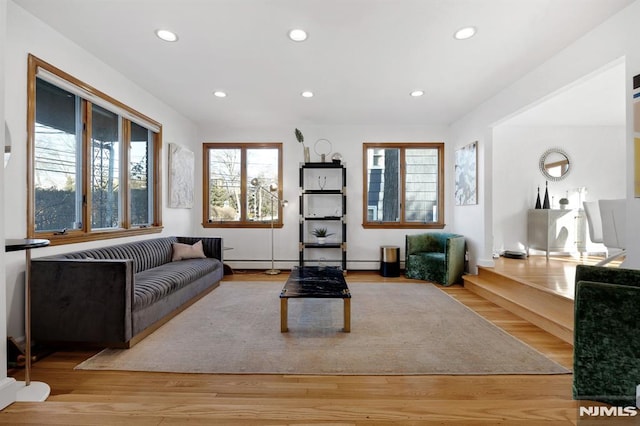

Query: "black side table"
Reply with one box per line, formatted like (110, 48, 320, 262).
(5, 238, 50, 402)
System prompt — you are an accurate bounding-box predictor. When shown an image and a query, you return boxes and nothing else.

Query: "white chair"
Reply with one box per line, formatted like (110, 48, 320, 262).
(583, 201, 603, 244)
(596, 199, 626, 266)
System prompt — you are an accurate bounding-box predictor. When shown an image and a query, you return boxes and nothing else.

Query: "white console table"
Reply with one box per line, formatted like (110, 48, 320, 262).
(527, 209, 586, 259)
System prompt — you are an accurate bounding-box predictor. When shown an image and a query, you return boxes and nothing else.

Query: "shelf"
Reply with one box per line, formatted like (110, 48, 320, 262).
(302, 189, 342, 195)
(303, 216, 343, 221)
(300, 162, 347, 270)
(302, 243, 343, 249)
(301, 162, 344, 169)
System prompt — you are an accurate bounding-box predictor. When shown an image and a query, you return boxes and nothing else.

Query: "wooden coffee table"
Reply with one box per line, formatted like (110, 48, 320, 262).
(279, 266, 351, 332)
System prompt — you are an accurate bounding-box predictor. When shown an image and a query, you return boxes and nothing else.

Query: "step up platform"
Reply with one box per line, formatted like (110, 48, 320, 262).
(463, 264, 574, 345)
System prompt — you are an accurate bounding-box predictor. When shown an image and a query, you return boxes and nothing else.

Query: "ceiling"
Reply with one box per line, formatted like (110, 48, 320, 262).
(501, 61, 626, 127)
(13, 0, 634, 128)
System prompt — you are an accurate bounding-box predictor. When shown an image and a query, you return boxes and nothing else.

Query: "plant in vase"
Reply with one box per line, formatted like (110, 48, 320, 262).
(312, 227, 334, 244)
(295, 128, 310, 163)
(559, 197, 569, 209)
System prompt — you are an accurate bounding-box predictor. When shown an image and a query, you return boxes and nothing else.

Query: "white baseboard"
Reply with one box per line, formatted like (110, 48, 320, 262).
(0, 377, 17, 410)
(226, 261, 389, 271)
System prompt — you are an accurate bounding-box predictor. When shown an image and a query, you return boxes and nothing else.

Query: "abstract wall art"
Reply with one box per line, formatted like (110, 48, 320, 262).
(168, 143, 194, 208)
(455, 141, 478, 206)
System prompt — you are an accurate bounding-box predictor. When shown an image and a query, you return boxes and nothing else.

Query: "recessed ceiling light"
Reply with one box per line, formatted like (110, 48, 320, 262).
(288, 29, 308, 42)
(155, 29, 178, 42)
(301, 91, 314, 98)
(454, 26, 476, 40)
(213, 91, 227, 98)
(410, 90, 425, 97)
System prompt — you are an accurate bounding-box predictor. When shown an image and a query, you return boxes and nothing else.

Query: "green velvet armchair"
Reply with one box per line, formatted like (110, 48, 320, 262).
(405, 233, 465, 286)
(573, 264, 640, 407)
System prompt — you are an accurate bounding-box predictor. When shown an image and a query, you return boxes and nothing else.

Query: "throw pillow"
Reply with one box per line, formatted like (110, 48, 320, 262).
(172, 240, 207, 261)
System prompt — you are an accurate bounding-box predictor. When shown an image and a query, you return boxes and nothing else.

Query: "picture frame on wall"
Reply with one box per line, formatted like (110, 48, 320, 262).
(168, 143, 194, 208)
(455, 141, 478, 206)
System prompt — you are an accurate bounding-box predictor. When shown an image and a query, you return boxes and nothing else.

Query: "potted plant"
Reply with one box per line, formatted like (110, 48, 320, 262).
(312, 227, 334, 244)
(559, 197, 569, 210)
(295, 128, 310, 163)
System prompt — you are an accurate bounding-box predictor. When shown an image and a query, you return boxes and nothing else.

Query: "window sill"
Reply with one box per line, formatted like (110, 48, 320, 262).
(362, 222, 446, 229)
(202, 222, 284, 229)
(30, 226, 164, 246)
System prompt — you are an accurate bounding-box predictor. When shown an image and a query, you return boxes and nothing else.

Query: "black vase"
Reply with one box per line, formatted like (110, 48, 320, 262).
(542, 182, 550, 209)
(535, 186, 542, 209)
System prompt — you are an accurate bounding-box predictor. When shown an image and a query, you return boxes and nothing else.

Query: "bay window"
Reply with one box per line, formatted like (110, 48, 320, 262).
(28, 54, 162, 244)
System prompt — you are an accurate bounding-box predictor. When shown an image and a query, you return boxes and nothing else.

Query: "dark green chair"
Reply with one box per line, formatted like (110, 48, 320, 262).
(573, 264, 640, 406)
(405, 233, 465, 286)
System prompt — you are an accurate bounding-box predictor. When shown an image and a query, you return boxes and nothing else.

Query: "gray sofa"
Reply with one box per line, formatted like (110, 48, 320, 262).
(31, 236, 224, 348)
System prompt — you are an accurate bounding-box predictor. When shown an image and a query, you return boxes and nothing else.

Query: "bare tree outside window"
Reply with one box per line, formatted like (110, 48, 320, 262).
(203, 143, 283, 228)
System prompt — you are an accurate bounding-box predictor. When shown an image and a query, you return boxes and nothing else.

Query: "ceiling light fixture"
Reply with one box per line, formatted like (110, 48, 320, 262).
(301, 91, 314, 98)
(288, 29, 308, 42)
(155, 29, 179, 42)
(454, 26, 476, 40)
(410, 90, 425, 97)
(213, 91, 227, 98)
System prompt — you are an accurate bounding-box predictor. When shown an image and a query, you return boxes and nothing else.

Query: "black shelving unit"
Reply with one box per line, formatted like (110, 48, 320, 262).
(299, 162, 347, 271)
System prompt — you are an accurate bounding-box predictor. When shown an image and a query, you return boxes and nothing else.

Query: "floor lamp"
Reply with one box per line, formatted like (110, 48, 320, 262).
(250, 178, 286, 275)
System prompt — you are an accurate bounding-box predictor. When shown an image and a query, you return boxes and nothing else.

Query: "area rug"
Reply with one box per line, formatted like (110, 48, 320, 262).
(76, 282, 570, 375)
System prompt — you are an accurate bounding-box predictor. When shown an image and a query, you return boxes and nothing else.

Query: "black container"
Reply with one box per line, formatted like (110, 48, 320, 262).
(380, 246, 400, 277)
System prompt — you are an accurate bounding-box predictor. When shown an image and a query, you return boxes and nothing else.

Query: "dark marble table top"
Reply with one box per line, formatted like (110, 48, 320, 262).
(5, 238, 50, 252)
(280, 266, 350, 299)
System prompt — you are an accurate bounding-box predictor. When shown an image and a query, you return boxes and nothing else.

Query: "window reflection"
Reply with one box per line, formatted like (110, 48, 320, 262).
(364, 143, 444, 228)
(366, 148, 400, 222)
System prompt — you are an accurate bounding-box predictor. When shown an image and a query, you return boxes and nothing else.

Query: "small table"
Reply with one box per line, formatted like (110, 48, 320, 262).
(279, 266, 351, 332)
(5, 238, 51, 402)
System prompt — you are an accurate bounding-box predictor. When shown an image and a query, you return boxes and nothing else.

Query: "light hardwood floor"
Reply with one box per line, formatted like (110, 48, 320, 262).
(0, 266, 583, 425)
(489, 253, 619, 300)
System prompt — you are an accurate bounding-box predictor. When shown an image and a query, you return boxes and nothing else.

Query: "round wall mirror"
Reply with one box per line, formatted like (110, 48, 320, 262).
(539, 148, 570, 181)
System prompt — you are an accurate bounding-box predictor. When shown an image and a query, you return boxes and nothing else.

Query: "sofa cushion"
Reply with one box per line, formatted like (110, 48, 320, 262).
(60, 237, 177, 273)
(420, 252, 445, 262)
(406, 252, 446, 282)
(134, 258, 222, 309)
(172, 240, 206, 261)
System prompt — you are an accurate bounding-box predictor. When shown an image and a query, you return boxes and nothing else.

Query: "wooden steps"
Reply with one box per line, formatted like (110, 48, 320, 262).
(463, 265, 574, 345)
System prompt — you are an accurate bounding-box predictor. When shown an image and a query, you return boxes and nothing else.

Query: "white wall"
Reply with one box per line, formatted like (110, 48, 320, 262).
(492, 125, 626, 253)
(451, 0, 640, 268)
(195, 124, 453, 271)
(4, 2, 200, 338)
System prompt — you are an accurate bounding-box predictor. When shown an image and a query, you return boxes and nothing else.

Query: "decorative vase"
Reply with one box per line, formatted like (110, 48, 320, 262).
(316, 237, 326, 245)
(535, 187, 542, 209)
(304, 146, 310, 163)
(542, 181, 550, 209)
